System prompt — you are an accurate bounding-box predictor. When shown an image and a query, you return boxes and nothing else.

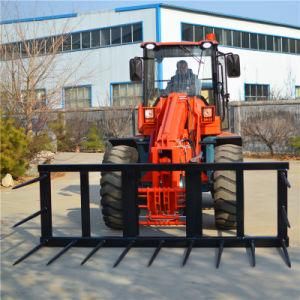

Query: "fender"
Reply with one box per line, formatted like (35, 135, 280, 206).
(108, 137, 150, 163)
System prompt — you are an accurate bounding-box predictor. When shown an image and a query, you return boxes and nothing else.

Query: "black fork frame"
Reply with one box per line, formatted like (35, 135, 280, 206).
(13, 162, 291, 268)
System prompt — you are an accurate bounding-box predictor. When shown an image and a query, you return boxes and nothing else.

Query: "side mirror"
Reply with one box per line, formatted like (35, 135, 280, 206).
(226, 54, 240, 77)
(130, 57, 143, 81)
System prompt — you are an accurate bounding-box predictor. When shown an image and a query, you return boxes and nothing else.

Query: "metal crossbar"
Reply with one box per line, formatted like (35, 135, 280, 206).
(12, 162, 291, 268)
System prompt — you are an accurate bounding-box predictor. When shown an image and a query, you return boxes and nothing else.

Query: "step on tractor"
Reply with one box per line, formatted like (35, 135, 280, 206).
(101, 33, 243, 230)
(13, 34, 291, 268)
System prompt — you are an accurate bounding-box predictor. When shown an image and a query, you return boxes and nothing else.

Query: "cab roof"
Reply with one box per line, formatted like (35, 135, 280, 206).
(141, 40, 219, 49)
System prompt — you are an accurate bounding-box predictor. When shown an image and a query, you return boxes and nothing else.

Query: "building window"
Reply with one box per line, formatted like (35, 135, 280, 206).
(258, 34, 266, 50)
(0, 45, 5, 60)
(297, 40, 300, 54)
(111, 27, 121, 44)
(250, 33, 258, 49)
(195, 26, 204, 41)
(1, 22, 143, 61)
(101, 28, 111, 46)
(214, 28, 223, 44)
(223, 29, 232, 46)
(180, 23, 299, 56)
(233, 31, 241, 47)
(82, 31, 91, 49)
(245, 84, 269, 101)
(3, 43, 21, 60)
(45, 37, 52, 53)
(274, 36, 281, 52)
(64, 86, 91, 109)
(91, 30, 100, 47)
(30, 39, 45, 56)
(289, 39, 296, 54)
(21, 42, 29, 57)
(56, 36, 64, 53)
(20, 89, 46, 110)
(204, 26, 214, 37)
(282, 37, 289, 53)
(242, 32, 249, 48)
(295, 86, 300, 99)
(72, 33, 81, 50)
(63, 35, 71, 51)
(266, 35, 274, 51)
(182, 23, 193, 41)
(34, 89, 47, 109)
(122, 24, 132, 43)
(112, 82, 142, 106)
(133, 23, 142, 42)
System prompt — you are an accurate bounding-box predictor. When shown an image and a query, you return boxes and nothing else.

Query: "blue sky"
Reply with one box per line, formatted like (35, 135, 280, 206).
(1, 0, 300, 27)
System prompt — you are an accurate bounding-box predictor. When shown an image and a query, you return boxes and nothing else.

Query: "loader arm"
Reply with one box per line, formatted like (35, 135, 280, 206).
(137, 92, 222, 225)
(155, 93, 190, 149)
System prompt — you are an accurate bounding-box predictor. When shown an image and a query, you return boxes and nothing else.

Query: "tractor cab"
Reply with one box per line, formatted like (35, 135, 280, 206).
(130, 34, 241, 126)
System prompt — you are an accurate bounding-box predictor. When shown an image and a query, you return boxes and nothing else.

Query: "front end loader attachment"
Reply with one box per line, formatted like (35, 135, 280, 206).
(12, 161, 291, 268)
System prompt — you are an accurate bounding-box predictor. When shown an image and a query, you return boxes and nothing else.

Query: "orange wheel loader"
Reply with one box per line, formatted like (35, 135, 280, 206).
(11, 34, 291, 268)
(100, 34, 243, 230)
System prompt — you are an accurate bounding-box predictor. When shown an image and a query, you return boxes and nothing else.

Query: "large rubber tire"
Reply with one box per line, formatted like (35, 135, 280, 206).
(100, 145, 138, 229)
(214, 144, 243, 230)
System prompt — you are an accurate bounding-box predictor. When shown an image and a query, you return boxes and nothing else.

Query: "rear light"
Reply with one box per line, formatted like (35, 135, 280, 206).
(144, 108, 154, 119)
(202, 106, 215, 122)
(205, 33, 216, 41)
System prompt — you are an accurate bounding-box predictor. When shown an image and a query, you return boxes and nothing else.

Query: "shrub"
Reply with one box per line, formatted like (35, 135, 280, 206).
(80, 125, 104, 152)
(50, 113, 104, 152)
(27, 132, 55, 159)
(289, 136, 300, 154)
(49, 113, 75, 151)
(100, 108, 134, 138)
(241, 111, 296, 156)
(0, 117, 29, 178)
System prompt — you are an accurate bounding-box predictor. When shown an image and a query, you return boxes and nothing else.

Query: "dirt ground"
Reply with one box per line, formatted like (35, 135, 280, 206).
(1, 152, 300, 300)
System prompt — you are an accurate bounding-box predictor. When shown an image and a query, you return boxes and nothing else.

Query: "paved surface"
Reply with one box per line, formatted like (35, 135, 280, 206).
(1, 153, 300, 300)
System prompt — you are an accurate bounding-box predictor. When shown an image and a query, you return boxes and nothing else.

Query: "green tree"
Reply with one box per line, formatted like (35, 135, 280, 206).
(290, 137, 300, 154)
(27, 132, 55, 159)
(0, 117, 29, 178)
(49, 112, 75, 151)
(81, 125, 104, 152)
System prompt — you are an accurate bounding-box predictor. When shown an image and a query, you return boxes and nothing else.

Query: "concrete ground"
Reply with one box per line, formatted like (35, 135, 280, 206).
(1, 152, 300, 300)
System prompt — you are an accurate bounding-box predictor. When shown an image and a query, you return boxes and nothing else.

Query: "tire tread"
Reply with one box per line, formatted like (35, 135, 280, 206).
(100, 145, 138, 229)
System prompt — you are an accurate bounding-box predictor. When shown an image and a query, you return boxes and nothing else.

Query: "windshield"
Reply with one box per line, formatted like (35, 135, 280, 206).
(147, 46, 214, 103)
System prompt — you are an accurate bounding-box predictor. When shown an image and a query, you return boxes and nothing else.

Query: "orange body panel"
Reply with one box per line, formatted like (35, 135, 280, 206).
(137, 94, 222, 225)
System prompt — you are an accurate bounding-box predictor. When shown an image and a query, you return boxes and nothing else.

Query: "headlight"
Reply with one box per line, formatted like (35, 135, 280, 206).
(201, 42, 213, 49)
(202, 106, 215, 122)
(202, 107, 213, 118)
(144, 108, 154, 119)
(145, 43, 156, 50)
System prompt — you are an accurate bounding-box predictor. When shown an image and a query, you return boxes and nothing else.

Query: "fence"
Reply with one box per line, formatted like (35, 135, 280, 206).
(229, 100, 300, 154)
(47, 107, 136, 138)
(16, 100, 300, 154)
(58, 100, 300, 154)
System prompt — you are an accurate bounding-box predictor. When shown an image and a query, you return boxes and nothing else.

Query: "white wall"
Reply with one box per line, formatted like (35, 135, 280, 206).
(2, 9, 156, 42)
(160, 8, 300, 100)
(2, 6, 299, 105)
(160, 8, 300, 41)
(220, 47, 300, 100)
(1, 8, 156, 106)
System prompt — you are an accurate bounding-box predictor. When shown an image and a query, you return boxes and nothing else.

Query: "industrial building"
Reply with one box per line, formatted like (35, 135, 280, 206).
(1, 3, 300, 108)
